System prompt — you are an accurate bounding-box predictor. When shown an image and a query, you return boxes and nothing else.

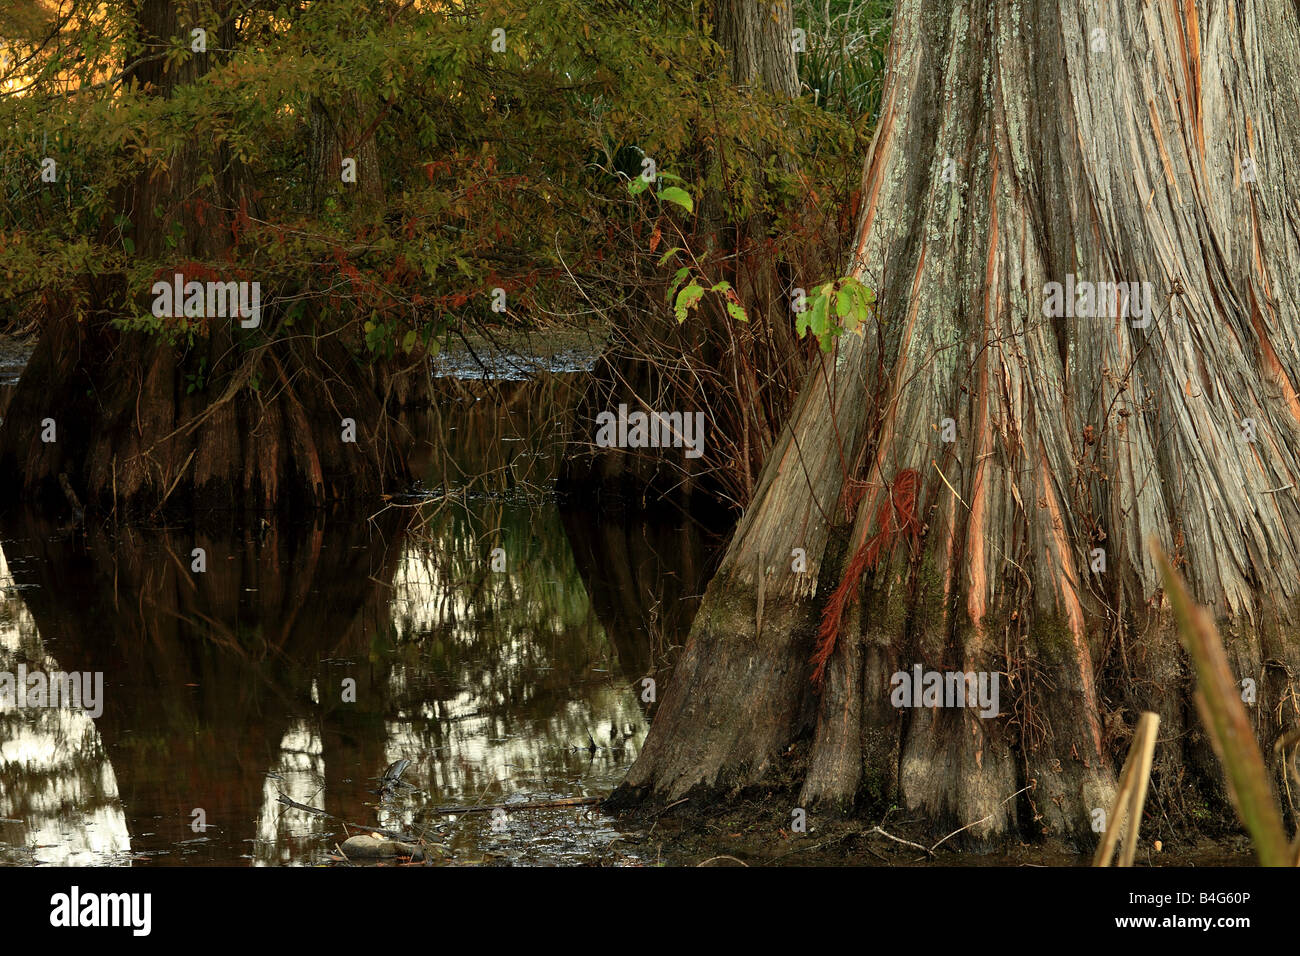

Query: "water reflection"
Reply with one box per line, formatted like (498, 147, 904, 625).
(0, 373, 722, 866)
(0, 566, 128, 865)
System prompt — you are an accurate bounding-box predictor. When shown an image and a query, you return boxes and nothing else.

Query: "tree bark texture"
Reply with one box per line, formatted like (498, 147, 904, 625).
(612, 0, 1300, 847)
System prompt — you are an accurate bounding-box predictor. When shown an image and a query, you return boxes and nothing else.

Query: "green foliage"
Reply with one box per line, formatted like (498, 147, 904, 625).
(794, 0, 893, 122)
(184, 355, 208, 395)
(0, 0, 885, 360)
(796, 275, 876, 351)
(626, 174, 740, 325)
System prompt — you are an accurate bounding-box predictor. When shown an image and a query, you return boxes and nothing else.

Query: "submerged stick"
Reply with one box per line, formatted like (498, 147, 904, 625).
(275, 792, 416, 842)
(427, 796, 601, 815)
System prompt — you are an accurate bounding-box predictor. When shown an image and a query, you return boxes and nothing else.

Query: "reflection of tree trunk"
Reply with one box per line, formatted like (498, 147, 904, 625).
(613, 0, 1300, 847)
(560, 0, 808, 510)
(560, 504, 724, 691)
(318, 661, 395, 828)
(0, 0, 410, 514)
(0, 505, 409, 858)
(418, 376, 581, 491)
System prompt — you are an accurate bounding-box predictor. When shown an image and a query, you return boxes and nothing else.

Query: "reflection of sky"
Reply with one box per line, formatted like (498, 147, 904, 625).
(384, 681, 644, 800)
(253, 719, 326, 867)
(381, 511, 647, 807)
(0, 549, 131, 866)
(431, 346, 600, 381)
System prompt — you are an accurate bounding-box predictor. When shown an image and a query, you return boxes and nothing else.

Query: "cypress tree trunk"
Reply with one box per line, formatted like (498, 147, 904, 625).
(306, 90, 432, 413)
(611, 0, 1300, 847)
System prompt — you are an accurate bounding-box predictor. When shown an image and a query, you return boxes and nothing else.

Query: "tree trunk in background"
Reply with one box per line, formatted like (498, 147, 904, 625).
(559, 0, 810, 511)
(306, 91, 433, 412)
(307, 94, 384, 213)
(0, 0, 409, 514)
(611, 0, 1300, 847)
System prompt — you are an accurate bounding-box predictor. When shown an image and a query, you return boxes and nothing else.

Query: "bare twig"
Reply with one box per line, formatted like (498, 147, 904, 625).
(868, 826, 932, 857)
(929, 783, 1035, 853)
(275, 792, 415, 842)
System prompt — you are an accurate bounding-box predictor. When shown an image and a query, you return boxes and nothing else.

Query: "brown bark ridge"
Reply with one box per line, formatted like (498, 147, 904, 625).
(0, 1, 412, 515)
(610, 0, 1300, 848)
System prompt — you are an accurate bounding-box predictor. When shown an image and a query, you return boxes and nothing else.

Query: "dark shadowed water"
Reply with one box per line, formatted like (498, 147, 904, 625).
(0, 351, 726, 866)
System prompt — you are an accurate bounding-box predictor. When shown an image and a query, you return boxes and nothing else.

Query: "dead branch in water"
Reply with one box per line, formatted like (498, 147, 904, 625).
(275, 791, 416, 842)
(427, 796, 601, 815)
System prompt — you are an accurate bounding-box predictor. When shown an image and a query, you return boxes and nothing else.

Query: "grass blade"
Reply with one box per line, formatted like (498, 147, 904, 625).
(1152, 539, 1292, 866)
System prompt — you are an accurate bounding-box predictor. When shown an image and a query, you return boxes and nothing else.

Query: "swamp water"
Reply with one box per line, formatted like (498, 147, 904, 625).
(0, 335, 1253, 867)
(0, 346, 724, 866)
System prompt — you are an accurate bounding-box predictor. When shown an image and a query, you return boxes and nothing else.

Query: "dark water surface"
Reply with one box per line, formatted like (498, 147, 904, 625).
(0, 367, 725, 866)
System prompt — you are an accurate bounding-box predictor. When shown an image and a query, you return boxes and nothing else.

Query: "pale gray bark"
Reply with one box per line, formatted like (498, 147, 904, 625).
(617, 0, 1300, 846)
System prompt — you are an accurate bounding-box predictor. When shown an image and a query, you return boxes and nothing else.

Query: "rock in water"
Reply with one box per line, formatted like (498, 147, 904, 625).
(339, 834, 425, 862)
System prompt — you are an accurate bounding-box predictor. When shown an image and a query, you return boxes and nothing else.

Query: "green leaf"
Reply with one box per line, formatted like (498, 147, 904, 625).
(667, 266, 691, 304)
(726, 301, 748, 323)
(402, 329, 418, 354)
(674, 283, 705, 323)
(851, 282, 869, 316)
(810, 293, 829, 337)
(658, 246, 684, 265)
(628, 178, 649, 196)
(835, 287, 852, 318)
(122, 236, 135, 254)
(659, 186, 693, 213)
(710, 280, 732, 293)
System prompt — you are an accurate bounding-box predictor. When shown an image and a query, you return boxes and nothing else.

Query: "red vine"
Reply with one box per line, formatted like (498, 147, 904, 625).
(810, 467, 921, 690)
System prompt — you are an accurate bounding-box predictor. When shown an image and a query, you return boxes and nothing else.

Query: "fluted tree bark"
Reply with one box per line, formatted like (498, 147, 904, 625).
(611, 0, 1300, 847)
